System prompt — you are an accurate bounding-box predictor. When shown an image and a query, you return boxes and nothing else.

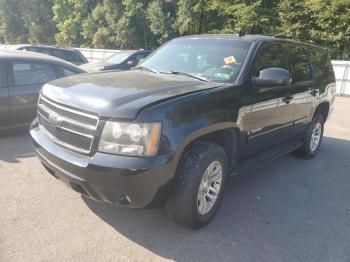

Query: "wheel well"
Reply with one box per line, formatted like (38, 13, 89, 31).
(314, 102, 330, 122)
(185, 128, 238, 171)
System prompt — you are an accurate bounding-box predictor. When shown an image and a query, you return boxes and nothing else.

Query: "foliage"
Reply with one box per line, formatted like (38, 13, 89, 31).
(0, 0, 56, 44)
(0, 0, 350, 59)
(147, 0, 177, 44)
(0, 8, 5, 43)
(0, 0, 29, 43)
(53, 0, 96, 47)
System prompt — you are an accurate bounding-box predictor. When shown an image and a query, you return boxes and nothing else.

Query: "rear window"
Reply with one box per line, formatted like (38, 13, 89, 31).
(309, 48, 334, 81)
(288, 45, 313, 83)
(12, 62, 56, 86)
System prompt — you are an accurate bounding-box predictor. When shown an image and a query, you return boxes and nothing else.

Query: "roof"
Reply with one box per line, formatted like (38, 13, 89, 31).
(178, 34, 324, 49)
(10, 44, 79, 52)
(0, 49, 83, 69)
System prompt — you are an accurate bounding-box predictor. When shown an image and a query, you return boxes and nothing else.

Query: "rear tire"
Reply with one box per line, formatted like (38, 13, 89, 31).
(297, 114, 324, 159)
(165, 141, 228, 229)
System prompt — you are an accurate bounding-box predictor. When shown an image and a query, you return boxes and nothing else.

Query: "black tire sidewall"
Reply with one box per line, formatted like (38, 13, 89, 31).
(166, 141, 228, 228)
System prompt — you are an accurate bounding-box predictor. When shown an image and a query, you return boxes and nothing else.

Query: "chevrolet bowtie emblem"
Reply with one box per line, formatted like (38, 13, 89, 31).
(47, 112, 63, 128)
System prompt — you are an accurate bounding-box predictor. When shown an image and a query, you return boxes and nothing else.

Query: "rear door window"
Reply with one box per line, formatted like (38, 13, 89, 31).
(251, 42, 288, 77)
(309, 48, 334, 81)
(12, 62, 56, 86)
(288, 45, 313, 83)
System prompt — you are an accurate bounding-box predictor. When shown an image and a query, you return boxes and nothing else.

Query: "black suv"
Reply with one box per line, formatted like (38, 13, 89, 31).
(13, 45, 88, 65)
(30, 35, 336, 228)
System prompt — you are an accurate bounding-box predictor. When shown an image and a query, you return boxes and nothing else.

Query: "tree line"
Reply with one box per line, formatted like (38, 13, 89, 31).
(0, 0, 349, 59)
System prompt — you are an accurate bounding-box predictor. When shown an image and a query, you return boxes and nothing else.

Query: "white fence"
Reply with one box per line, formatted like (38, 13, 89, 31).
(76, 48, 121, 63)
(331, 61, 350, 96)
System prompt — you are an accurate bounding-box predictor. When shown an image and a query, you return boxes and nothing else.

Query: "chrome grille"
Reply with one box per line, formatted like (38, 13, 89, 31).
(38, 96, 99, 154)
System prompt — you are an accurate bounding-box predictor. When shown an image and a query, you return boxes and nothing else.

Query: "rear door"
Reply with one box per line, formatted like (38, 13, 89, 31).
(8, 60, 56, 126)
(0, 61, 10, 129)
(286, 44, 315, 135)
(243, 42, 294, 155)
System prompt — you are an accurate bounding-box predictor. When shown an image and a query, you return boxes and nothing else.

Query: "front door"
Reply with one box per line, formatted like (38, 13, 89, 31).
(242, 42, 294, 156)
(9, 61, 56, 126)
(0, 61, 10, 129)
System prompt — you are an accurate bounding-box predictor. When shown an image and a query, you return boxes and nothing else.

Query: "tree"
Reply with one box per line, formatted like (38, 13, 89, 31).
(53, 0, 96, 47)
(82, 0, 124, 48)
(147, 0, 178, 44)
(209, 0, 279, 34)
(278, 0, 311, 39)
(121, 0, 153, 49)
(22, 0, 57, 44)
(0, 0, 29, 43)
(0, 8, 5, 43)
(176, 0, 211, 34)
(305, 0, 350, 59)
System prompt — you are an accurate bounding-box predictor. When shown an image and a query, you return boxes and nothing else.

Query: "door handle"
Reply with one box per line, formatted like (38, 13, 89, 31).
(282, 95, 293, 104)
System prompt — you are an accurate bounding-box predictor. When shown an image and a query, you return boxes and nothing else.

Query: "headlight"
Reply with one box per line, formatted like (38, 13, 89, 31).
(98, 121, 162, 156)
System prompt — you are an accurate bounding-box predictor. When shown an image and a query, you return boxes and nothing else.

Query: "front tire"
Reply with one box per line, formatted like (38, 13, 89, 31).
(165, 141, 228, 229)
(297, 114, 324, 159)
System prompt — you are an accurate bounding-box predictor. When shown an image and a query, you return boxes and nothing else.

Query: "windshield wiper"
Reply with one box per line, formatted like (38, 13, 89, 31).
(132, 66, 159, 74)
(168, 71, 210, 82)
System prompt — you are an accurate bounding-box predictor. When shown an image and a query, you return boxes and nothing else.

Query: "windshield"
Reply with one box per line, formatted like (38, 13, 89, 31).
(105, 51, 134, 65)
(140, 38, 252, 83)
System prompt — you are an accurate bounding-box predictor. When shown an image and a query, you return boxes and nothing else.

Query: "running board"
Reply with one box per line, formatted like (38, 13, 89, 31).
(231, 140, 303, 176)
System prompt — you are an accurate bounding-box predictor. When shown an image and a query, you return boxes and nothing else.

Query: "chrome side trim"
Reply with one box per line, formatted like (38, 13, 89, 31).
(248, 122, 293, 140)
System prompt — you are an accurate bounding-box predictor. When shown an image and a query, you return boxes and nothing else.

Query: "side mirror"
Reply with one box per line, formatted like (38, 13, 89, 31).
(253, 68, 292, 88)
(127, 60, 137, 68)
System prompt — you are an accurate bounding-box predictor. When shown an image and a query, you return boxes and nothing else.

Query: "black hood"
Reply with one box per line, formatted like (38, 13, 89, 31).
(41, 70, 222, 119)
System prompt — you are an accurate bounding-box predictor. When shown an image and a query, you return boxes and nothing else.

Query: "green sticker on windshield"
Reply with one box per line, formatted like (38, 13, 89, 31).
(213, 72, 231, 81)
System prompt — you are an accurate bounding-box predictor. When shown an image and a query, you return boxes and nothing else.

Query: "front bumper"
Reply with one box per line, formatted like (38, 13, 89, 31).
(30, 119, 174, 208)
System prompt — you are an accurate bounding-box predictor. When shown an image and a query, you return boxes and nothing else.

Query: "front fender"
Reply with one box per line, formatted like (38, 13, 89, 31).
(136, 85, 244, 178)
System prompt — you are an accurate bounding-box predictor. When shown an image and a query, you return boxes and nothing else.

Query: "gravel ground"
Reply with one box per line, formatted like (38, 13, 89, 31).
(0, 97, 349, 262)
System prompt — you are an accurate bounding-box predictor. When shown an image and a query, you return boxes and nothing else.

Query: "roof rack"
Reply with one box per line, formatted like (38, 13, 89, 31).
(261, 34, 291, 39)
